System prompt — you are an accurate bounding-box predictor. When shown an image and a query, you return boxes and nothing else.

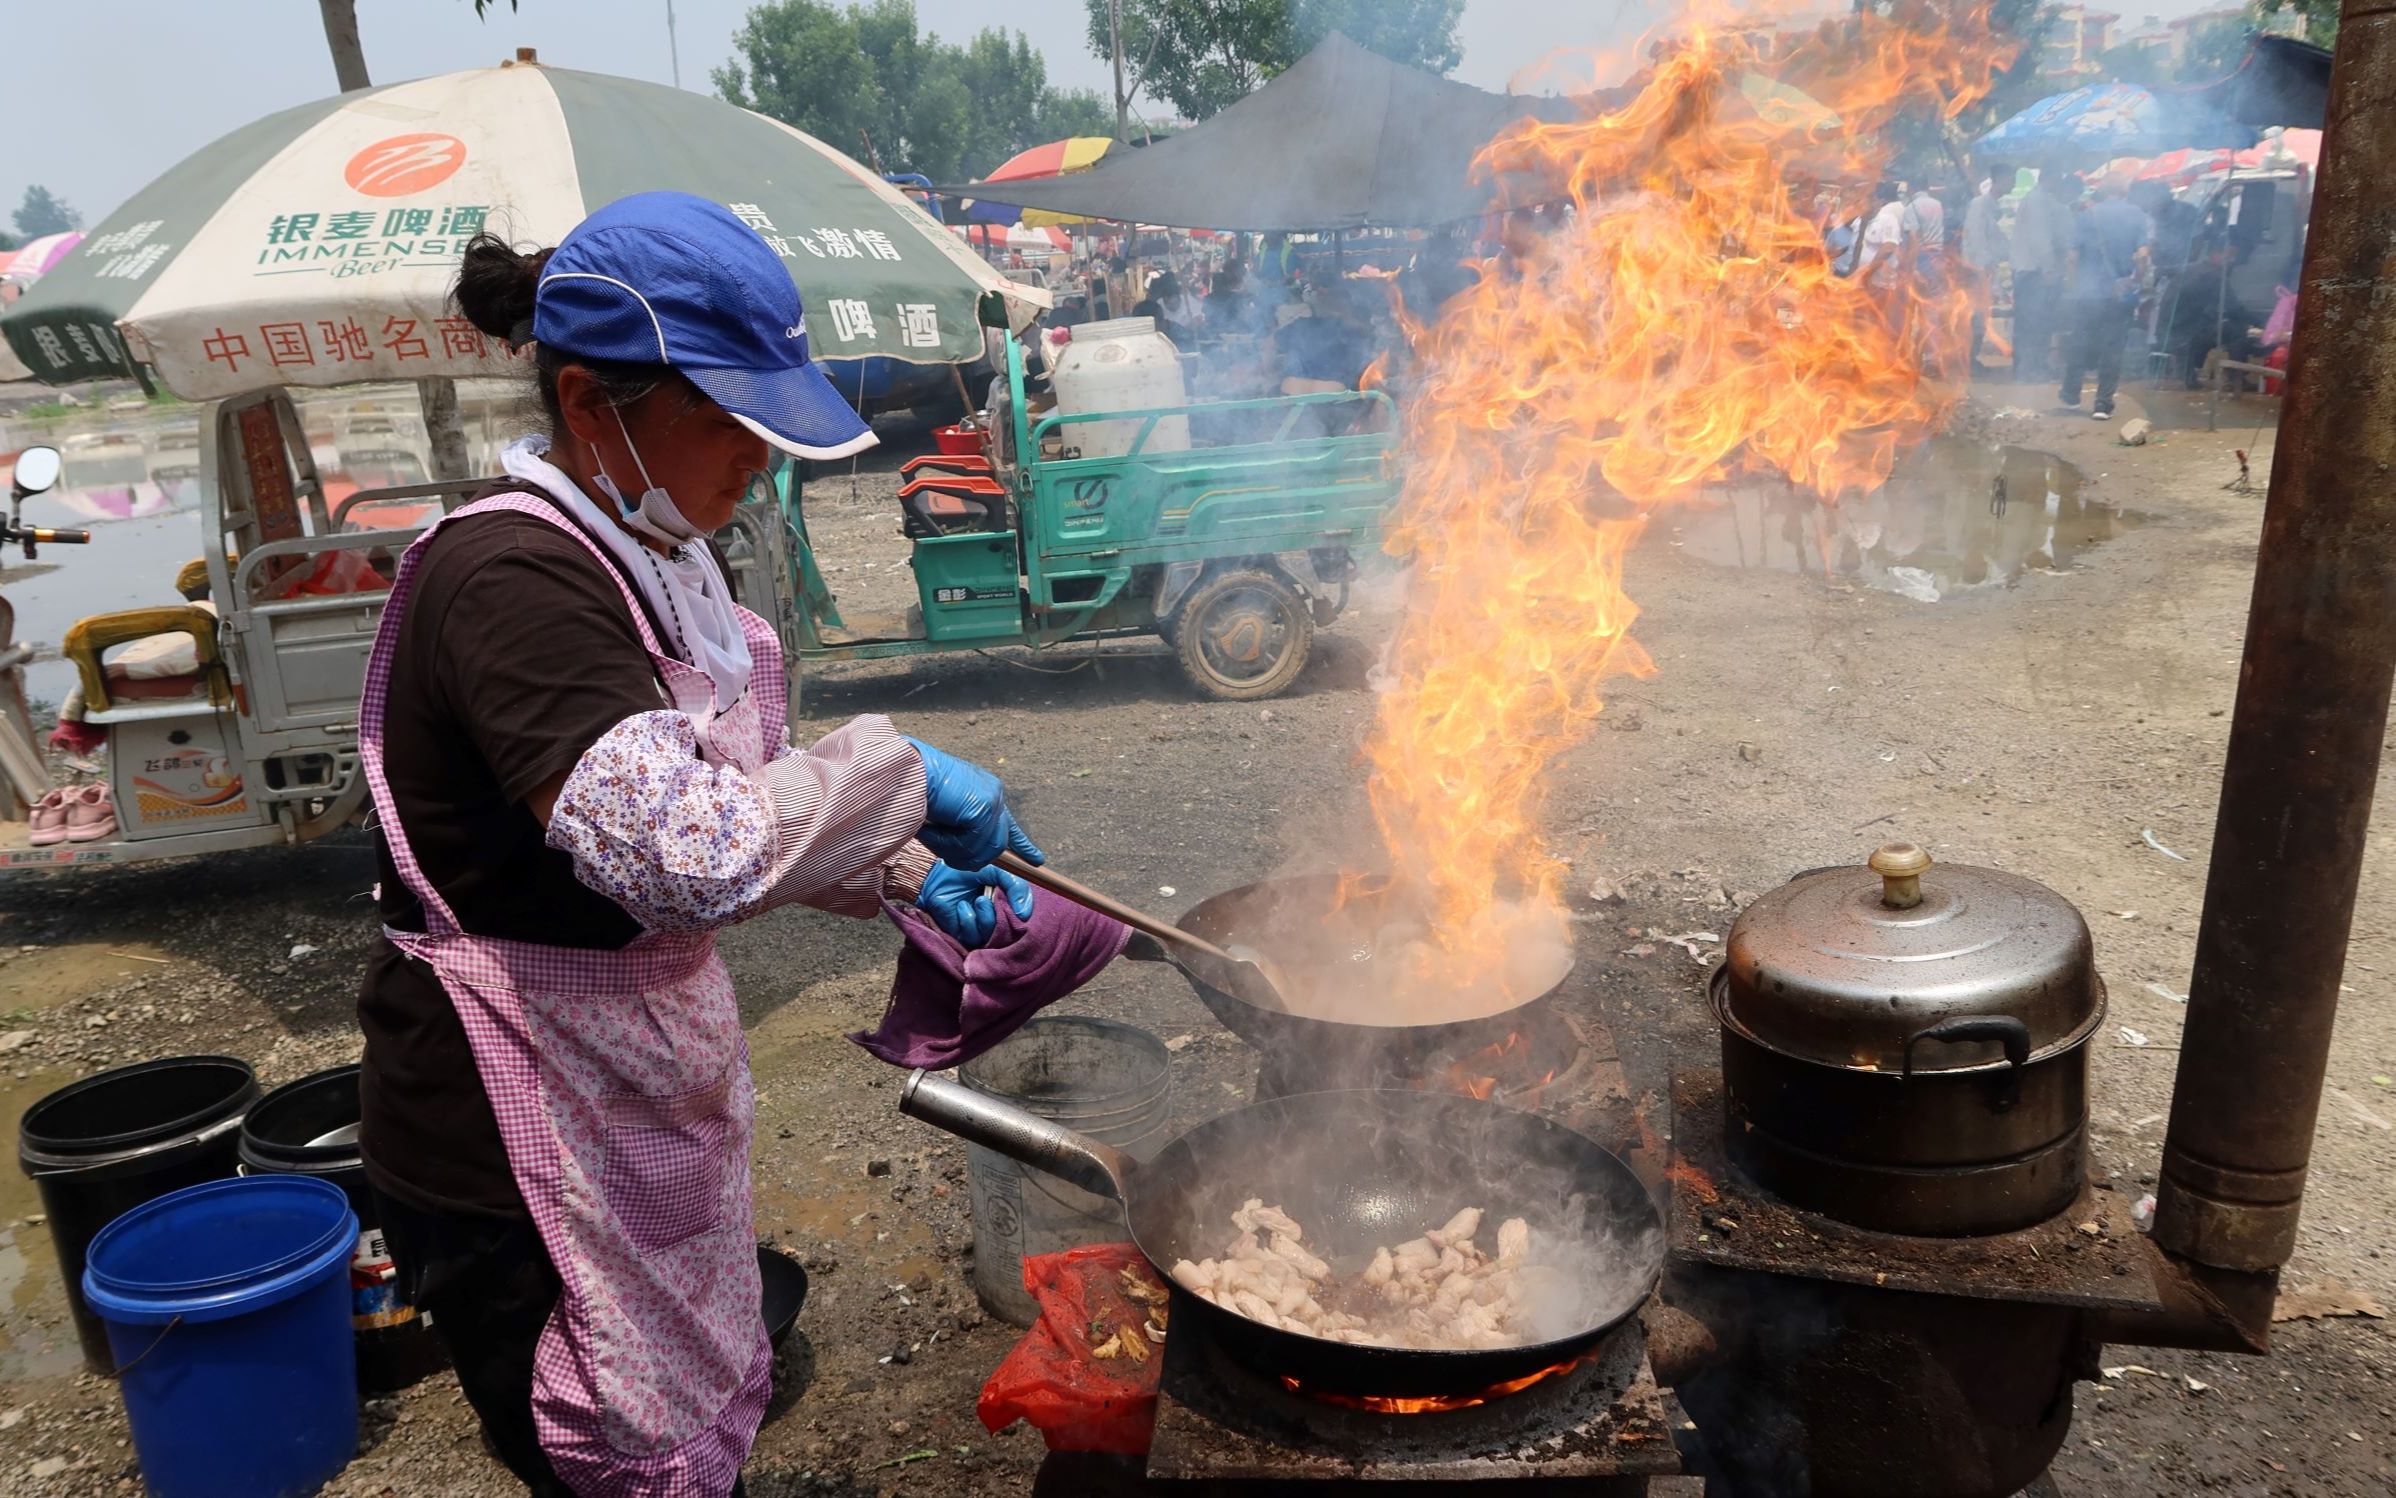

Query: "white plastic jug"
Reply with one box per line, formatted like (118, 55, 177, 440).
(1048, 316, 1190, 460)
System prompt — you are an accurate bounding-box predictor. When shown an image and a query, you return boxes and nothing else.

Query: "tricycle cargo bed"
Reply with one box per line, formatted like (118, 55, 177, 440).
(1021, 431, 1392, 565)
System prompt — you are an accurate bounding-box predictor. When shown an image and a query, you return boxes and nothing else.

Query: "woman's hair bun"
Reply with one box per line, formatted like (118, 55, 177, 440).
(452, 232, 554, 341)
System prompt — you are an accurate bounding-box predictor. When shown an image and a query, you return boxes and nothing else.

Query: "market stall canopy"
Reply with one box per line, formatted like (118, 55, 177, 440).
(953, 222, 1070, 254)
(964, 137, 1117, 226)
(2198, 35, 2333, 128)
(1, 232, 85, 285)
(943, 32, 1583, 232)
(1975, 80, 2256, 160)
(0, 57, 1043, 399)
(2134, 127, 2320, 187)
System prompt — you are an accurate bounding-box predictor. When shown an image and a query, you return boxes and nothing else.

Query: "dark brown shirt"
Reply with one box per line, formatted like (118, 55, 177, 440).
(358, 490, 675, 1218)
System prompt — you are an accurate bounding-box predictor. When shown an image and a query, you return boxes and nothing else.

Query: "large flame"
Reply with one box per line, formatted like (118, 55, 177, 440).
(1365, 3, 2013, 975)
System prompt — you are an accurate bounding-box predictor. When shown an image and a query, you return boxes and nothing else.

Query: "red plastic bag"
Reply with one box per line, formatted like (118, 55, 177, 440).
(977, 1242, 1167, 1454)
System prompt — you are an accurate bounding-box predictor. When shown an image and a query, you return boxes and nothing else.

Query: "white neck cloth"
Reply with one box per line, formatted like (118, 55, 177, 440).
(501, 436, 754, 713)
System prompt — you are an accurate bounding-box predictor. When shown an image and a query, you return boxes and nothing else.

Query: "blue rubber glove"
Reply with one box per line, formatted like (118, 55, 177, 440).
(915, 860, 1036, 948)
(907, 737, 1046, 871)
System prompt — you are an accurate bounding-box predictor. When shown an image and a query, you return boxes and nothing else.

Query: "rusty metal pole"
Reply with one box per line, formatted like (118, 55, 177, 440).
(2153, 3, 2396, 1275)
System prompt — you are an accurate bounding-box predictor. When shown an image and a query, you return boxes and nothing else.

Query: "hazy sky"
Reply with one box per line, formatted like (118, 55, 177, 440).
(10, 0, 2238, 229)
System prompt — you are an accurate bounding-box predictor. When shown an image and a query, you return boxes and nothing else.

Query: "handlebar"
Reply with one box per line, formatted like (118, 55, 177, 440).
(0, 518, 95, 560)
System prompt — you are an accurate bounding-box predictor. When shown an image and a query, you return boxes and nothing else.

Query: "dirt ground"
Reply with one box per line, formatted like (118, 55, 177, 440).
(1, 381, 2390, 1496)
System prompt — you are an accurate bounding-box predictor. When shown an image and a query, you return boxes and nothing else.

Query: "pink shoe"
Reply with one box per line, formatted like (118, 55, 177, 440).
(64, 785, 116, 844)
(27, 787, 71, 846)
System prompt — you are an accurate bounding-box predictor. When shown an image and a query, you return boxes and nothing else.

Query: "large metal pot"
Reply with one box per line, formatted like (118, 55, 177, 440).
(1714, 843, 2104, 1235)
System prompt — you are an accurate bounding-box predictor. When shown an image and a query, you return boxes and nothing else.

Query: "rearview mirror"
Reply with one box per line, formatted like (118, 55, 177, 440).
(10, 445, 61, 497)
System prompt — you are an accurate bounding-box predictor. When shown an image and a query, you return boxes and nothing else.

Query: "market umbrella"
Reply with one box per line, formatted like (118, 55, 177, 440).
(0, 232, 85, 286)
(0, 58, 1042, 398)
(1736, 72, 1841, 139)
(1974, 81, 2256, 161)
(964, 136, 1117, 227)
(2130, 125, 2320, 188)
(952, 222, 1070, 255)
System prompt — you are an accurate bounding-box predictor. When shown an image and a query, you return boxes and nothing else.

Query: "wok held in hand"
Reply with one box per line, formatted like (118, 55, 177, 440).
(915, 860, 1035, 948)
(908, 737, 1046, 870)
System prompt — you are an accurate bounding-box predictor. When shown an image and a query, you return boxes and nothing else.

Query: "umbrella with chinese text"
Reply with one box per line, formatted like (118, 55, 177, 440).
(0, 57, 1042, 399)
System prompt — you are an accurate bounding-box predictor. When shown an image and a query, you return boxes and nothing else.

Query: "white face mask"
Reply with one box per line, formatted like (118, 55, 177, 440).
(592, 407, 704, 545)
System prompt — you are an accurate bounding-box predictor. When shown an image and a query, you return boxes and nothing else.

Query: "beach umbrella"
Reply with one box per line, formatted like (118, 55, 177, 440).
(952, 222, 1070, 255)
(2132, 126, 2322, 189)
(1736, 73, 1841, 139)
(1975, 81, 2255, 160)
(0, 232, 85, 286)
(965, 137, 1117, 227)
(0, 58, 1041, 399)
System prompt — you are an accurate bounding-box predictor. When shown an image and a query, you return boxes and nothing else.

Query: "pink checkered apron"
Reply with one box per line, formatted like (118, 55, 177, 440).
(361, 492, 784, 1497)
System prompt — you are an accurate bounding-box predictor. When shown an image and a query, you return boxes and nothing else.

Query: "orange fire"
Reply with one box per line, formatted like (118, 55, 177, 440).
(1364, 4, 2012, 973)
(1281, 1354, 1588, 1414)
(1418, 1030, 1564, 1102)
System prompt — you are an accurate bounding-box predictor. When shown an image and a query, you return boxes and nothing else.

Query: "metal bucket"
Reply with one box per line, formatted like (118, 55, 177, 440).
(958, 1016, 1172, 1325)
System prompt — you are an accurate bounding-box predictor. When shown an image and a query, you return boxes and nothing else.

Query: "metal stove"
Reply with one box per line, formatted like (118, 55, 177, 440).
(1031, 1295, 1683, 1494)
(1062, 1006, 1680, 1493)
(1251, 1009, 1630, 1136)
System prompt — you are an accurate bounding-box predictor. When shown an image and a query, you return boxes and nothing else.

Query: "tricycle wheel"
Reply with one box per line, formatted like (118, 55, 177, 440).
(1173, 569, 1313, 701)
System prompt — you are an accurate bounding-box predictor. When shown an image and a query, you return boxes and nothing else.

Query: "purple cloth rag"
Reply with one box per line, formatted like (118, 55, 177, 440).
(850, 895, 1131, 1070)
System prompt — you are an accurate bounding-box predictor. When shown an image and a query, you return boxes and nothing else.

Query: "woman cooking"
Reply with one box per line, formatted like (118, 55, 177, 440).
(357, 192, 1040, 1497)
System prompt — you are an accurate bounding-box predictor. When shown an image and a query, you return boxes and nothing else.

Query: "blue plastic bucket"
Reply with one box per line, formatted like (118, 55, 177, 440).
(83, 1176, 360, 1498)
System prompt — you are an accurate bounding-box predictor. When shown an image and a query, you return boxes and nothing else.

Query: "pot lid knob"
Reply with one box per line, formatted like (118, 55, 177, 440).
(1868, 841, 1933, 909)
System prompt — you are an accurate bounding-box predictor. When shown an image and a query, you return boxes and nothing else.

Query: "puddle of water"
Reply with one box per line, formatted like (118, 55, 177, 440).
(2, 510, 206, 707)
(1, 384, 535, 708)
(0, 940, 175, 1023)
(0, 1065, 81, 1381)
(1658, 442, 2146, 604)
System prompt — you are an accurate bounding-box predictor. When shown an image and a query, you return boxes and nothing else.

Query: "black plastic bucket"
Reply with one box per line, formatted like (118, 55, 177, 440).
(16, 1055, 260, 1373)
(237, 1064, 448, 1392)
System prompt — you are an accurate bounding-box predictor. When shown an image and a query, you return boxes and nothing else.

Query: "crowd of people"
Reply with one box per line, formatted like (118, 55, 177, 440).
(1819, 158, 2297, 420)
(975, 154, 2295, 438)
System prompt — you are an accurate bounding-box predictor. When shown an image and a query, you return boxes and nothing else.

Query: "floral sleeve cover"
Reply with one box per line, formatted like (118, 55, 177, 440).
(547, 711, 929, 930)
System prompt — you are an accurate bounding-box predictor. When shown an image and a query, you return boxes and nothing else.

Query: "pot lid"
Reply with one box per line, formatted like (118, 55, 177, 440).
(1717, 843, 2103, 1073)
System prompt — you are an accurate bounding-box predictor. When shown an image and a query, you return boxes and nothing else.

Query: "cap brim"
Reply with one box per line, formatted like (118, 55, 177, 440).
(686, 362, 879, 461)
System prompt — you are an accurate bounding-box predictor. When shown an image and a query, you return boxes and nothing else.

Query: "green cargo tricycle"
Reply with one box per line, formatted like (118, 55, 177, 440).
(725, 310, 1399, 701)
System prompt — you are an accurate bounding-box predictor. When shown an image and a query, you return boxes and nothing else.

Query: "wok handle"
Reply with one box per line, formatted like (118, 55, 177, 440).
(994, 852, 1245, 968)
(900, 1069, 1134, 1201)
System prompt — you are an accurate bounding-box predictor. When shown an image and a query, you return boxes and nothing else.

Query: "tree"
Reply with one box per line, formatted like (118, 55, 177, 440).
(2098, 9, 2252, 88)
(1085, 0, 1465, 125)
(718, 2, 1111, 179)
(13, 187, 81, 240)
(2257, 0, 2338, 50)
(716, 2, 881, 160)
(1041, 88, 1118, 143)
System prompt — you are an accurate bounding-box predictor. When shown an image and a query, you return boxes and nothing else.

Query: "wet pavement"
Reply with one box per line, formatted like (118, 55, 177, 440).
(1658, 441, 2146, 605)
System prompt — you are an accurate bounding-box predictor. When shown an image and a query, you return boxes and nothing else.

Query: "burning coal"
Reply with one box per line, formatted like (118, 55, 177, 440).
(1365, 3, 2013, 977)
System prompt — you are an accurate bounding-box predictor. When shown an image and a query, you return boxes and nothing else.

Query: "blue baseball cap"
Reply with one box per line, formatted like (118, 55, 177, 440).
(533, 191, 876, 460)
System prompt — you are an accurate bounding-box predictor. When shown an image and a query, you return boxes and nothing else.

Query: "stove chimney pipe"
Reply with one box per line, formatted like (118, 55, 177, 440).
(2154, 5, 2396, 1278)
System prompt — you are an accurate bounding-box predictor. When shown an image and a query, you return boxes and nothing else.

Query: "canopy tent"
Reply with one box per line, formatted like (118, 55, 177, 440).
(943, 32, 1583, 232)
(0, 60, 1044, 399)
(963, 137, 1117, 226)
(1975, 80, 2256, 160)
(2196, 35, 2333, 129)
